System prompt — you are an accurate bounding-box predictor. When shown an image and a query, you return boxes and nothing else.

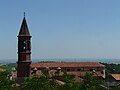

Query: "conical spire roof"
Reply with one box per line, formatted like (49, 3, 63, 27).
(18, 16, 30, 36)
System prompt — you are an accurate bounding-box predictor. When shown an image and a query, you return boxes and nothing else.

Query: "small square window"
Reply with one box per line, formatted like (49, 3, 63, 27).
(67, 69, 70, 71)
(89, 69, 93, 71)
(77, 69, 81, 71)
(101, 71, 104, 74)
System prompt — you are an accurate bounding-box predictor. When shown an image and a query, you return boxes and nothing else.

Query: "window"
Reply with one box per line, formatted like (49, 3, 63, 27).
(22, 40, 26, 51)
(27, 41, 31, 50)
(23, 46, 26, 50)
(77, 69, 81, 71)
(101, 71, 104, 74)
(89, 69, 93, 71)
(66, 69, 70, 71)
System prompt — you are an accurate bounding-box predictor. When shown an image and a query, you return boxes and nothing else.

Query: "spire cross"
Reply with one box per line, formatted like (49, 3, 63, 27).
(24, 12, 25, 17)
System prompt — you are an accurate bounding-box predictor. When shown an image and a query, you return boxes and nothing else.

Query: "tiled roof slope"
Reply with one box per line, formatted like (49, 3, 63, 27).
(31, 62, 105, 68)
(111, 74, 120, 80)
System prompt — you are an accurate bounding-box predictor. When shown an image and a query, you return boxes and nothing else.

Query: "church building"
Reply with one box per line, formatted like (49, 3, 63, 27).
(16, 15, 105, 84)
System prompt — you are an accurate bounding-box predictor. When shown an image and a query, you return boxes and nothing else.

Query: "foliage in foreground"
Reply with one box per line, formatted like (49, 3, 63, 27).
(0, 71, 18, 90)
(21, 72, 107, 90)
(0, 70, 107, 90)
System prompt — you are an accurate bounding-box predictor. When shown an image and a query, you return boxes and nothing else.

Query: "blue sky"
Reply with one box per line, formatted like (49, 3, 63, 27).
(0, 0, 120, 59)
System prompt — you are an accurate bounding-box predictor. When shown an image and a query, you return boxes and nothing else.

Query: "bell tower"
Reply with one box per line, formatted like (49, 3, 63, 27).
(17, 14, 32, 84)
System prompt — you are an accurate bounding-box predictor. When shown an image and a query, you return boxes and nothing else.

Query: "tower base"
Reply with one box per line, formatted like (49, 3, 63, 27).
(17, 77, 29, 85)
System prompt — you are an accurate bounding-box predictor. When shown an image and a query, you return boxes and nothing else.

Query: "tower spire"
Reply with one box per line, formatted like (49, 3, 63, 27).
(18, 14, 30, 36)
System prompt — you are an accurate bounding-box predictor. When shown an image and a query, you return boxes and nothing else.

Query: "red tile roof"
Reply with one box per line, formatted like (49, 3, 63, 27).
(31, 62, 105, 68)
(11, 72, 17, 79)
(111, 74, 120, 80)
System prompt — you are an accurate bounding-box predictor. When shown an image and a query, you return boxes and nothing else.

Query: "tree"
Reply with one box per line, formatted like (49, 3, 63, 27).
(21, 75, 60, 90)
(82, 72, 107, 90)
(0, 70, 18, 90)
(63, 74, 75, 83)
(21, 72, 107, 90)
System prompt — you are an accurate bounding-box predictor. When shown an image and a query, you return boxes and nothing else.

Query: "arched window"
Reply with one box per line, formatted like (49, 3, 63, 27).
(22, 40, 26, 51)
(27, 41, 31, 50)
